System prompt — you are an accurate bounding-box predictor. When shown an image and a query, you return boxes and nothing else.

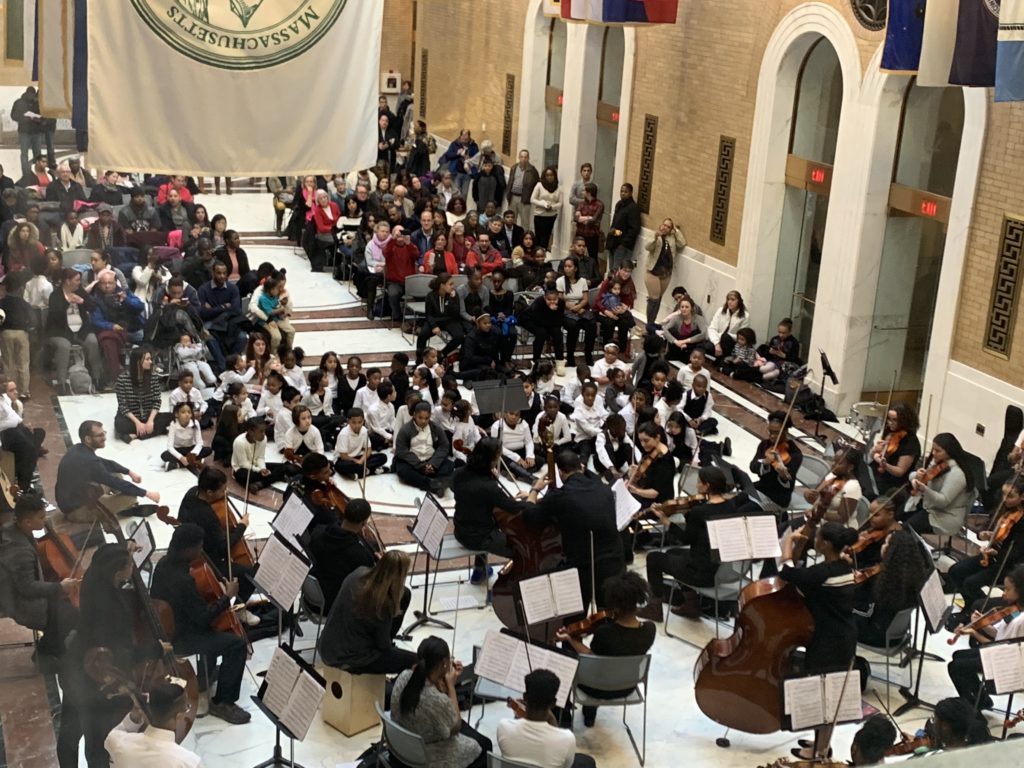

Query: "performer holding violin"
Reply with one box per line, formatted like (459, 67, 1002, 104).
(624, 422, 676, 507)
(150, 523, 251, 725)
(947, 564, 1024, 709)
(852, 529, 932, 646)
(904, 433, 975, 535)
(554, 572, 655, 728)
(779, 521, 859, 760)
(799, 449, 862, 527)
(751, 410, 803, 513)
(286, 452, 350, 531)
(0, 493, 79, 661)
(868, 401, 921, 501)
(639, 466, 756, 621)
(846, 497, 901, 570)
(946, 477, 1024, 623)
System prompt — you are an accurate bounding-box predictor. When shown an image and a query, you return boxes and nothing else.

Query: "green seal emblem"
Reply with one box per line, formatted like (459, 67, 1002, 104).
(130, 0, 348, 70)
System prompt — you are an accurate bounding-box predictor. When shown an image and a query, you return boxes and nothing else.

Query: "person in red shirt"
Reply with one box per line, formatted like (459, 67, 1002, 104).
(383, 226, 419, 327)
(310, 189, 341, 273)
(156, 174, 194, 205)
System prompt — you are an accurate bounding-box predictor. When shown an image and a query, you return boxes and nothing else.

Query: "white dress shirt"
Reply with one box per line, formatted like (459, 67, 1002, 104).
(105, 726, 202, 768)
(366, 399, 396, 440)
(231, 433, 266, 472)
(335, 425, 371, 458)
(281, 425, 324, 454)
(166, 420, 203, 459)
(571, 397, 607, 439)
(353, 385, 381, 414)
(490, 419, 534, 462)
(496, 718, 575, 768)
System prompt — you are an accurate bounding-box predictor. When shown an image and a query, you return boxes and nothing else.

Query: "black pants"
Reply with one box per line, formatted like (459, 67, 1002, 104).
(113, 411, 173, 441)
(593, 440, 633, 477)
(160, 445, 212, 467)
(575, 437, 596, 472)
(233, 463, 299, 488)
(0, 424, 41, 489)
(417, 320, 464, 360)
(598, 312, 635, 351)
(335, 453, 388, 477)
(703, 334, 736, 359)
(313, 413, 344, 444)
(564, 313, 597, 365)
(948, 648, 992, 708)
(903, 508, 934, 535)
(533, 215, 556, 249)
(176, 630, 248, 704)
(946, 555, 995, 607)
(310, 236, 335, 272)
(56, 666, 129, 768)
(394, 458, 455, 490)
(38, 596, 79, 658)
(530, 321, 564, 362)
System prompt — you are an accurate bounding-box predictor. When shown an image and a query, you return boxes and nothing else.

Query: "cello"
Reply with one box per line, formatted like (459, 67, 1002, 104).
(91, 507, 199, 743)
(38, 521, 87, 608)
(694, 576, 814, 734)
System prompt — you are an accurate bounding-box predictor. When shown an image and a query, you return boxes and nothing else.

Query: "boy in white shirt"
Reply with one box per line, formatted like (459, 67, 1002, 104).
(490, 410, 535, 482)
(334, 407, 388, 478)
(273, 386, 303, 450)
(352, 367, 383, 414)
(571, 381, 606, 470)
(104, 681, 203, 768)
(302, 369, 342, 444)
(532, 395, 572, 449)
(231, 419, 299, 493)
(366, 379, 397, 450)
(169, 370, 211, 428)
(279, 347, 308, 395)
(678, 347, 708, 391)
(497, 669, 583, 768)
(594, 412, 635, 482)
(589, 343, 629, 394)
(394, 390, 421, 435)
(280, 404, 324, 463)
(559, 363, 590, 416)
(654, 380, 684, 427)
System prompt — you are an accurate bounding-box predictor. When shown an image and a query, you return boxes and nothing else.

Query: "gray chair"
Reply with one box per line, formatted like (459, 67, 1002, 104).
(571, 654, 651, 765)
(451, 274, 469, 292)
(795, 455, 831, 489)
(663, 558, 751, 646)
(401, 273, 435, 342)
(298, 574, 327, 667)
(375, 701, 429, 768)
(853, 496, 871, 528)
(856, 606, 915, 710)
(62, 248, 93, 267)
(487, 753, 536, 768)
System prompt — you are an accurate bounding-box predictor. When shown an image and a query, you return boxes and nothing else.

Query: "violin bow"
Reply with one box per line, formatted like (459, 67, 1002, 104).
(360, 430, 386, 553)
(234, 440, 259, 583)
(818, 657, 857, 761)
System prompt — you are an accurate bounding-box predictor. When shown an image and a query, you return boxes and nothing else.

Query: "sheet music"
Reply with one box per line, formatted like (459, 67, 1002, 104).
(551, 569, 584, 618)
(707, 518, 750, 563)
(538, 647, 579, 706)
(783, 676, 824, 731)
(475, 631, 520, 684)
(255, 534, 310, 610)
(272, 493, 314, 545)
(611, 479, 641, 531)
(518, 575, 556, 626)
(747, 516, 782, 559)
(264, 647, 301, 716)
(823, 670, 862, 724)
(475, 631, 578, 706)
(412, 495, 448, 559)
(919, 569, 947, 634)
(280, 672, 324, 740)
(129, 521, 154, 569)
(505, 643, 535, 696)
(980, 643, 1024, 694)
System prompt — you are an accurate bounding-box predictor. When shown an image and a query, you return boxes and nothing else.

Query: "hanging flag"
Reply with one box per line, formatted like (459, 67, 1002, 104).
(36, 0, 74, 117)
(919, 0, 960, 85)
(561, 0, 586, 20)
(72, 0, 87, 135)
(543, 0, 562, 17)
(881, 0, 927, 72)
(997, 0, 1024, 99)
(584, 0, 678, 23)
(87, 0, 382, 175)
(949, 0, 1001, 86)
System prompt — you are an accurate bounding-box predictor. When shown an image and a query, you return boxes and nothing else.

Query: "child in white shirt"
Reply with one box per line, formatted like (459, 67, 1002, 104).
(353, 368, 383, 414)
(451, 400, 482, 465)
(431, 390, 459, 434)
(280, 347, 308, 395)
(273, 387, 303, 450)
(334, 408, 388, 478)
(490, 410, 535, 482)
(590, 343, 630, 394)
(160, 401, 211, 470)
(279, 405, 324, 463)
(678, 347, 708, 391)
(174, 332, 217, 389)
(211, 354, 255, 405)
(302, 369, 343, 444)
(559, 363, 590, 415)
(533, 360, 557, 396)
(169, 370, 210, 428)
(231, 420, 298, 492)
(594, 412, 635, 481)
(394, 390, 421, 435)
(571, 381, 607, 469)
(532, 395, 572, 448)
(366, 380, 397, 450)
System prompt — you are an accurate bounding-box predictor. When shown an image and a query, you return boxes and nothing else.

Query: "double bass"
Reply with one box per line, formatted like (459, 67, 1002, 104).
(38, 521, 85, 608)
(91, 507, 199, 743)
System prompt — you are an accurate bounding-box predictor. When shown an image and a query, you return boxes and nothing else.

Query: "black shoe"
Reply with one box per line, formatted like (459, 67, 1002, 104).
(792, 748, 831, 759)
(722, 437, 732, 457)
(428, 478, 449, 497)
(120, 504, 159, 518)
(208, 701, 251, 724)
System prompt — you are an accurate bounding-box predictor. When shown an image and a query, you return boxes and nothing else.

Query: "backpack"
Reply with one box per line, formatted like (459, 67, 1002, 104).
(68, 346, 93, 395)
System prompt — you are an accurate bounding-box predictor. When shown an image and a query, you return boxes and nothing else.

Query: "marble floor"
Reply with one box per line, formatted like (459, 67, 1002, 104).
(3, 180, 1016, 768)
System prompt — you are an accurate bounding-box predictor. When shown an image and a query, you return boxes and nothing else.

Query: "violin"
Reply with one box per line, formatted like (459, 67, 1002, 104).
(981, 507, 1024, 567)
(506, 697, 527, 719)
(38, 522, 83, 608)
(310, 480, 349, 516)
(764, 443, 791, 474)
(1004, 708, 1024, 729)
(211, 496, 256, 568)
(281, 448, 303, 465)
(848, 527, 887, 556)
(947, 602, 1020, 645)
(883, 732, 933, 756)
(910, 459, 949, 496)
(658, 493, 708, 517)
(853, 564, 882, 585)
(559, 610, 610, 639)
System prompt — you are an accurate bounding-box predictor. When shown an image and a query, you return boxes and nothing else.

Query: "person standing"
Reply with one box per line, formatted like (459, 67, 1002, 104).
(606, 183, 642, 274)
(642, 218, 687, 324)
(573, 184, 605, 265)
(11, 87, 43, 177)
(506, 149, 540, 231)
(530, 166, 563, 250)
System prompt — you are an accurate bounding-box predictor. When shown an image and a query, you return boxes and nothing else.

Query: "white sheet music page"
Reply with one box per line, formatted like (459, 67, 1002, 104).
(264, 647, 301, 717)
(280, 672, 324, 741)
(413, 495, 448, 558)
(129, 522, 154, 569)
(255, 535, 310, 609)
(823, 670, 862, 724)
(475, 631, 519, 686)
(273, 493, 314, 546)
(919, 569, 947, 633)
(518, 574, 556, 626)
(611, 479, 641, 531)
(534, 647, 579, 706)
(550, 568, 584, 618)
(505, 643, 535, 695)
(707, 518, 750, 563)
(980, 643, 1024, 694)
(783, 676, 825, 731)
(747, 516, 783, 559)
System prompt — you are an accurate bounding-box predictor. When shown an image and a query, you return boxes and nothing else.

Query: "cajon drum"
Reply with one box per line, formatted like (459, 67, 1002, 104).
(321, 666, 385, 736)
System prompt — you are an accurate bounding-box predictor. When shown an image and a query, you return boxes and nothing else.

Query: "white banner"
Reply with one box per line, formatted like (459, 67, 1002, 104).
(37, 0, 73, 117)
(918, 0, 959, 86)
(87, 0, 382, 175)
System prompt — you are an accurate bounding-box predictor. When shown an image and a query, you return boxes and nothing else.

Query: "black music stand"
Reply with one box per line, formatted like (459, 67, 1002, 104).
(893, 569, 946, 716)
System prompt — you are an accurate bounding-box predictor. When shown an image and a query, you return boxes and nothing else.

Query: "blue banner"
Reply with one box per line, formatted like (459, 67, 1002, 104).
(949, 0, 1001, 87)
(882, 0, 927, 72)
(997, 0, 1024, 100)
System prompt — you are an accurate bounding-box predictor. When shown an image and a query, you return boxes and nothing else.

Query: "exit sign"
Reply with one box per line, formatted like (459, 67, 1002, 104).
(611, 111, 619, 123)
(809, 167, 827, 184)
(920, 199, 938, 217)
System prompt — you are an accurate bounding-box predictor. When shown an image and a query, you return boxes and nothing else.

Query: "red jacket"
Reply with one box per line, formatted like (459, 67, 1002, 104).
(384, 240, 420, 284)
(312, 201, 341, 234)
(465, 246, 504, 275)
(422, 250, 459, 275)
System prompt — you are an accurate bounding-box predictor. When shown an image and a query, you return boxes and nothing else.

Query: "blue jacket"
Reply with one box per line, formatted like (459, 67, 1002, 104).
(440, 140, 478, 176)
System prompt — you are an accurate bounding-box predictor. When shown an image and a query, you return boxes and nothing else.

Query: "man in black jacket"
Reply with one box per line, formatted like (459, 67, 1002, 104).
(11, 87, 43, 176)
(177, 467, 259, 626)
(308, 497, 379, 609)
(607, 183, 642, 273)
(150, 522, 251, 725)
(45, 162, 87, 214)
(0, 493, 78, 658)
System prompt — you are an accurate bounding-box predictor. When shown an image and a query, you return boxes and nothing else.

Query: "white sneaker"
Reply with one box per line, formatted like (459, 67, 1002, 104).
(236, 608, 261, 627)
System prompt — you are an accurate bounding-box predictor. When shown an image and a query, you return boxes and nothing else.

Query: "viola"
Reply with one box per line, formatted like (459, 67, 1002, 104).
(694, 578, 814, 734)
(981, 507, 1024, 567)
(948, 602, 1020, 645)
(884, 732, 933, 757)
(1004, 708, 1024, 729)
(38, 522, 83, 608)
(910, 459, 949, 496)
(211, 496, 256, 569)
(91, 507, 199, 743)
(506, 697, 527, 719)
(560, 610, 610, 639)
(853, 564, 882, 585)
(764, 443, 791, 474)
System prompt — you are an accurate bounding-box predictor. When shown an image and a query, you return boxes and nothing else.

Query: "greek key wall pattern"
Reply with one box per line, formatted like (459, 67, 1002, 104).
(710, 136, 736, 246)
(985, 216, 1024, 358)
(419, 49, 428, 119)
(638, 114, 658, 215)
(502, 74, 515, 157)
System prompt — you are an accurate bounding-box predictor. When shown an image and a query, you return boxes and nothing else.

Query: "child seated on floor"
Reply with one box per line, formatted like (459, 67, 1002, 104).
(334, 407, 388, 479)
(594, 413, 635, 482)
(169, 369, 211, 429)
(719, 327, 761, 380)
(366, 379, 397, 450)
(302, 369, 343, 445)
(490, 409, 536, 482)
(280, 405, 324, 465)
(231, 418, 299, 493)
(161, 401, 211, 471)
(757, 317, 802, 382)
(532, 394, 572, 451)
(452, 399, 483, 465)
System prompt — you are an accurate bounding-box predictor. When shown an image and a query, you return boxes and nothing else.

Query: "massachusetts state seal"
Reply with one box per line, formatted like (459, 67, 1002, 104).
(130, 0, 348, 70)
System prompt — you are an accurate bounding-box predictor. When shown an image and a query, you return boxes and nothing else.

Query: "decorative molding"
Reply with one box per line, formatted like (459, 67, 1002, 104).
(418, 49, 428, 119)
(710, 136, 736, 246)
(502, 74, 515, 157)
(850, 0, 887, 32)
(638, 114, 658, 215)
(985, 216, 1024, 358)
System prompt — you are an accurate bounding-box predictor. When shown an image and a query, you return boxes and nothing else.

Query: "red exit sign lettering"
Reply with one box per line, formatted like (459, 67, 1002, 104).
(809, 167, 827, 184)
(920, 199, 938, 217)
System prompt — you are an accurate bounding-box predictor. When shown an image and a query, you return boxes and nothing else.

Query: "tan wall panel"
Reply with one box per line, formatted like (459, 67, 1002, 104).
(380, 0, 416, 84)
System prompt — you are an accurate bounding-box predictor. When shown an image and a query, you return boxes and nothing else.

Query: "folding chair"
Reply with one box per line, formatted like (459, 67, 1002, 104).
(663, 559, 751, 646)
(375, 702, 429, 768)
(856, 606, 915, 710)
(571, 654, 651, 765)
(401, 274, 434, 343)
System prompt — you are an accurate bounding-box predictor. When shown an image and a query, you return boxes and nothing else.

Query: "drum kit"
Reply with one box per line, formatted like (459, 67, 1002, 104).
(847, 401, 886, 442)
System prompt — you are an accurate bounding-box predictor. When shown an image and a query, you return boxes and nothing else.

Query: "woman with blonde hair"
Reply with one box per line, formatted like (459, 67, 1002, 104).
(318, 549, 415, 673)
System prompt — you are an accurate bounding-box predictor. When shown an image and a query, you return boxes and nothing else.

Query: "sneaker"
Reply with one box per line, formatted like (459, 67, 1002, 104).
(469, 566, 493, 585)
(208, 701, 251, 725)
(236, 607, 261, 627)
(374, 466, 387, 475)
